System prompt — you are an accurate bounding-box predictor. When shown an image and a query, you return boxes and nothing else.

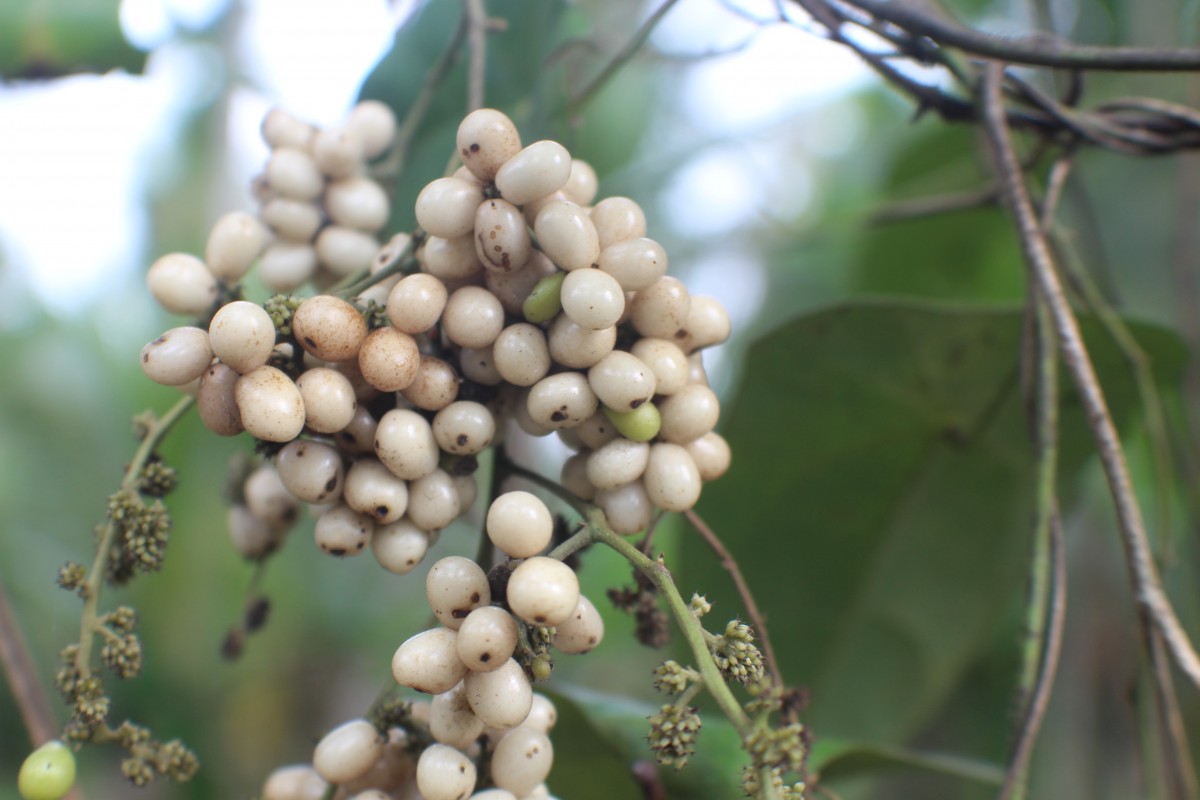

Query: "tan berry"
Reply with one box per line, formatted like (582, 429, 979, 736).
(292, 295, 368, 362)
(457, 108, 522, 182)
(141, 327, 212, 386)
(146, 252, 217, 315)
(401, 356, 461, 411)
(357, 327, 420, 392)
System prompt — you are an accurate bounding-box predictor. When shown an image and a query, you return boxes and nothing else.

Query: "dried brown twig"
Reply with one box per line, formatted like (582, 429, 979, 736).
(785, 0, 1200, 155)
(981, 59, 1200, 693)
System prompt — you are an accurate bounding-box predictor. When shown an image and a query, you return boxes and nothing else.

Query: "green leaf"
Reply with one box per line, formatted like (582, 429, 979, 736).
(683, 300, 1185, 750)
(852, 207, 1025, 302)
(851, 121, 1025, 304)
(548, 684, 746, 799)
(809, 737, 1005, 786)
(0, 0, 144, 78)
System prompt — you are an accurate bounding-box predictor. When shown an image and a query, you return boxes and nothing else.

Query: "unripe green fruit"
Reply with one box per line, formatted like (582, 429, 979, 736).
(18, 741, 76, 800)
(523, 271, 565, 323)
(602, 401, 661, 442)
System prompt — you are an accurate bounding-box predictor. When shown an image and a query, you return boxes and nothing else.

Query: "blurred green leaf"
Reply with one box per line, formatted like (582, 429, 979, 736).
(809, 737, 1004, 786)
(684, 300, 1185, 751)
(853, 207, 1024, 302)
(549, 684, 745, 798)
(0, 0, 144, 78)
(852, 123, 1024, 303)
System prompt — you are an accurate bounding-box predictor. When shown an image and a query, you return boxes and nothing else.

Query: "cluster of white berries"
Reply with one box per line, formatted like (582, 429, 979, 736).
(143, 100, 398, 317)
(261, 691, 559, 800)
(385, 490, 602, 799)
(139, 105, 731, 565)
(253, 101, 398, 290)
(137, 103, 732, 796)
(406, 107, 733, 531)
(258, 492, 578, 800)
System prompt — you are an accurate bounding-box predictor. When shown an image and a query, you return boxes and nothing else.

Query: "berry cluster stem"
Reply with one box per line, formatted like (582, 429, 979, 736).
(75, 395, 195, 683)
(332, 232, 419, 299)
(501, 447, 784, 796)
(595, 518, 785, 798)
(584, 513, 752, 733)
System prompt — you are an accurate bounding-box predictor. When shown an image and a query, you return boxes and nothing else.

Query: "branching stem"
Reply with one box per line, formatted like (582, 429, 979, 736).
(332, 234, 419, 300)
(981, 62, 1200, 690)
(839, 0, 1200, 71)
(684, 509, 782, 683)
(589, 529, 747, 731)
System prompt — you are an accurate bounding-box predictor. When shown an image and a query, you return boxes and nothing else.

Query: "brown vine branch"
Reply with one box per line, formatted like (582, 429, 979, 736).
(0, 577, 57, 746)
(1045, 157, 1197, 799)
(1142, 616, 1199, 799)
(464, 0, 489, 113)
(868, 185, 999, 226)
(981, 61, 1200, 692)
(786, 0, 1200, 155)
(683, 509, 782, 683)
(837, 0, 1200, 71)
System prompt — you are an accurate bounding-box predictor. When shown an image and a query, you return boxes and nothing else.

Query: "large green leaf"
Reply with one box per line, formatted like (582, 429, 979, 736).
(548, 685, 745, 799)
(809, 736, 1005, 786)
(851, 120, 1026, 304)
(683, 300, 1185, 757)
(0, 0, 144, 78)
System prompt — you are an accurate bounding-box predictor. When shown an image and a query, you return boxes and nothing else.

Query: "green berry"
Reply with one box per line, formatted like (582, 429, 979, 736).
(522, 271, 565, 323)
(603, 401, 661, 442)
(18, 740, 76, 800)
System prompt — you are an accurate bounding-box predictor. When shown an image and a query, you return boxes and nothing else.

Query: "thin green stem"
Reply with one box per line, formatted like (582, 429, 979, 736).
(511, 451, 782, 797)
(587, 512, 751, 734)
(494, 458, 588, 518)
(333, 235, 420, 300)
(546, 523, 592, 562)
(544, 514, 767, 779)
(675, 679, 705, 709)
(1000, 291, 1064, 800)
(587, 515, 783, 800)
(76, 395, 195, 681)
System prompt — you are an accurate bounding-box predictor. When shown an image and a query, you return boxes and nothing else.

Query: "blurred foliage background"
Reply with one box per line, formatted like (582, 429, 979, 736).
(3, 0, 1200, 798)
